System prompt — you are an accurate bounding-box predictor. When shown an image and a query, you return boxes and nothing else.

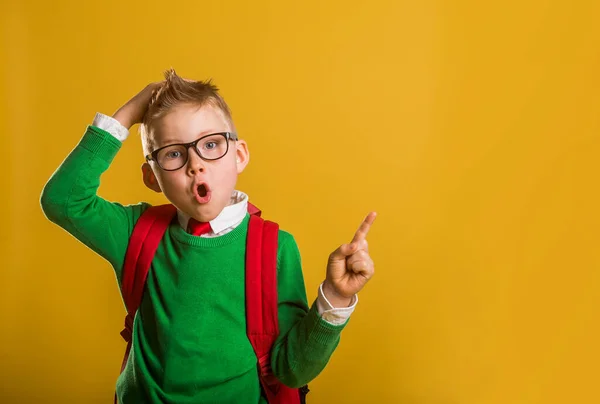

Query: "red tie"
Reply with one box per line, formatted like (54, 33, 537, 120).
(187, 218, 212, 236)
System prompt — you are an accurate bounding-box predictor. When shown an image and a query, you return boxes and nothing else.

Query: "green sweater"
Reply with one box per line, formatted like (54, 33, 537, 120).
(40, 126, 348, 403)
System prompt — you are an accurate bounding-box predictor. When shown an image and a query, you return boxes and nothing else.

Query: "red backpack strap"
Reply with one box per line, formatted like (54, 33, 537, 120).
(247, 202, 262, 217)
(115, 204, 177, 404)
(121, 204, 177, 316)
(246, 215, 301, 404)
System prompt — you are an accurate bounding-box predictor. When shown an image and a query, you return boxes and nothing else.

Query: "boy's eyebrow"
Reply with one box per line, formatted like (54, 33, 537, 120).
(157, 129, 227, 147)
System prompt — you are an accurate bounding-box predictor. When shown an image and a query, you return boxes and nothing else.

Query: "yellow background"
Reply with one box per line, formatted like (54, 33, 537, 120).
(2, 0, 600, 403)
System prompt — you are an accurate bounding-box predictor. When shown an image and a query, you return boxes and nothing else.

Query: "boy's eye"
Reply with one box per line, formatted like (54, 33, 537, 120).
(204, 142, 217, 150)
(165, 150, 182, 159)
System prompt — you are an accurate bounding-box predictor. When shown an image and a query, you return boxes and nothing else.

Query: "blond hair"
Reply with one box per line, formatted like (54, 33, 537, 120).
(140, 68, 235, 154)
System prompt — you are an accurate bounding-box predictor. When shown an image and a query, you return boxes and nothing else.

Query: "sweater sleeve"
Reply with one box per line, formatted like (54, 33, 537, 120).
(40, 125, 149, 287)
(271, 230, 349, 388)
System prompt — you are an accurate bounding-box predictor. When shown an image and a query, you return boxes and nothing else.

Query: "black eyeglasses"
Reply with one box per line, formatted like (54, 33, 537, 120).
(145, 132, 238, 171)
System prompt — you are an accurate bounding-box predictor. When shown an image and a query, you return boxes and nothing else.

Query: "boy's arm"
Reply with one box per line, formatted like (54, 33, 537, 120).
(40, 121, 148, 285)
(271, 213, 377, 388)
(271, 231, 349, 388)
(40, 82, 163, 285)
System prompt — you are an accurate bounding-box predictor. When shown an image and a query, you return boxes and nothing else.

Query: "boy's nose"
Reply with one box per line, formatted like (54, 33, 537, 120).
(186, 148, 206, 174)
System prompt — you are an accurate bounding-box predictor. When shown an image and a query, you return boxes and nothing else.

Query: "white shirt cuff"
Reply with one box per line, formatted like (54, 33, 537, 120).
(316, 282, 357, 325)
(92, 112, 130, 141)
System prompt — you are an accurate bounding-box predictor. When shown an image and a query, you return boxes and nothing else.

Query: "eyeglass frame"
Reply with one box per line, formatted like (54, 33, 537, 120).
(145, 131, 239, 171)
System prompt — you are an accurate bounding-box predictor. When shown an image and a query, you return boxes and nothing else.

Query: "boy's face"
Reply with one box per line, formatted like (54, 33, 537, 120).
(141, 103, 249, 222)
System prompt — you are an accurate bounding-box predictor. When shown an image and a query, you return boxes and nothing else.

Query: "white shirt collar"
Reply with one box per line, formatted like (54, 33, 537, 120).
(177, 190, 249, 236)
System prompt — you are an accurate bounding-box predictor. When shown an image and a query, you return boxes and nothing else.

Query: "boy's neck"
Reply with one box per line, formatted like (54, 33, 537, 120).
(176, 190, 248, 235)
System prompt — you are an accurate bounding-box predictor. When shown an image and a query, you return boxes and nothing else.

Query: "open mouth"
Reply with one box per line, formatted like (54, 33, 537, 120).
(194, 182, 212, 204)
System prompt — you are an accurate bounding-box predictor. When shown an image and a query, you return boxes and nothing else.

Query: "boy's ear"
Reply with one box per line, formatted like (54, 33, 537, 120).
(142, 162, 162, 193)
(235, 140, 250, 174)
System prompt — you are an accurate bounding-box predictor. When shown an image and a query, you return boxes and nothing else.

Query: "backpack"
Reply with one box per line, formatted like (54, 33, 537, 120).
(114, 203, 309, 403)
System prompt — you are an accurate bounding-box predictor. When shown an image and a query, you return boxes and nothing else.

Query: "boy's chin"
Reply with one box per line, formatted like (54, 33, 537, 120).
(187, 202, 227, 222)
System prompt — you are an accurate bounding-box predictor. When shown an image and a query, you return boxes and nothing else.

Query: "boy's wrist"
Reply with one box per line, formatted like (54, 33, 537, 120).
(92, 113, 130, 142)
(322, 280, 353, 308)
(112, 109, 132, 130)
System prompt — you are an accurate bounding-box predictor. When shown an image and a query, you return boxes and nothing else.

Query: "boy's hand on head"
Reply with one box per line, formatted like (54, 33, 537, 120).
(324, 212, 377, 307)
(112, 81, 164, 129)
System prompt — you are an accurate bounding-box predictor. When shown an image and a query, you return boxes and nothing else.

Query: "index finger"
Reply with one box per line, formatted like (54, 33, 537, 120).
(351, 212, 377, 243)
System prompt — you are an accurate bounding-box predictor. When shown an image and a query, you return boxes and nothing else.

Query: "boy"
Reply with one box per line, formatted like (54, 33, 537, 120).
(41, 69, 376, 403)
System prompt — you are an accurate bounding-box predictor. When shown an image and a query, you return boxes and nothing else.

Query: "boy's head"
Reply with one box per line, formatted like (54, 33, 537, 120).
(140, 69, 249, 223)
